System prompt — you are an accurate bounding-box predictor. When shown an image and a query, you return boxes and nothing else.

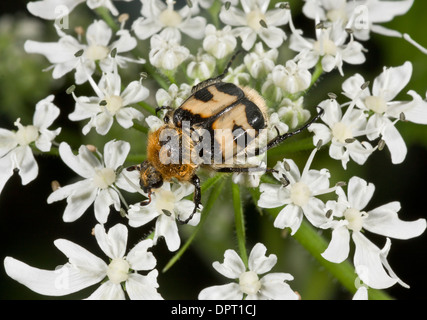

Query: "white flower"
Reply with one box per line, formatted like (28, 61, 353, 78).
(155, 83, 192, 110)
(271, 60, 312, 94)
(127, 182, 201, 252)
(25, 20, 142, 84)
(27, 0, 134, 19)
(321, 176, 426, 289)
(203, 24, 237, 60)
(132, 0, 206, 41)
(342, 61, 427, 164)
(69, 69, 147, 135)
(149, 35, 190, 71)
(0, 95, 61, 194)
(4, 223, 162, 299)
(47, 140, 134, 223)
(258, 148, 335, 234)
(219, 0, 290, 50)
(308, 98, 374, 169)
(289, 20, 365, 75)
(302, 0, 412, 39)
(186, 51, 216, 81)
(198, 243, 298, 300)
(243, 42, 278, 79)
(277, 96, 311, 129)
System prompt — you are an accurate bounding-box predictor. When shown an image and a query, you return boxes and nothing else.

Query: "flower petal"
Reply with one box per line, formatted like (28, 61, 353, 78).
(213, 249, 245, 279)
(13, 146, 38, 185)
(273, 204, 303, 235)
(372, 62, 412, 102)
(248, 243, 277, 274)
(85, 281, 125, 300)
(62, 180, 97, 222)
(126, 271, 163, 300)
(352, 232, 397, 289)
(198, 283, 242, 300)
(127, 204, 160, 228)
(321, 224, 350, 263)
(382, 120, 407, 164)
(103, 140, 130, 170)
(154, 214, 180, 252)
(127, 239, 156, 271)
(364, 201, 426, 239)
(27, 0, 85, 20)
(258, 273, 298, 300)
(4, 257, 100, 296)
(347, 176, 375, 211)
(94, 223, 128, 260)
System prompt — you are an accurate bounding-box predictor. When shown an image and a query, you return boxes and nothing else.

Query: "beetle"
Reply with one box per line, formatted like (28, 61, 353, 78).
(128, 51, 323, 224)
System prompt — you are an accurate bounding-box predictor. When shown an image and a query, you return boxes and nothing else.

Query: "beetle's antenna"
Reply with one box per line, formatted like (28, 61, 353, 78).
(190, 50, 246, 94)
(255, 107, 324, 155)
(217, 49, 245, 80)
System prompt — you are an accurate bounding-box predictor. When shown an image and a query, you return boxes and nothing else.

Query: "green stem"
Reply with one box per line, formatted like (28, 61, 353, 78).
(250, 188, 392, 300)
(162, 176, 226, 273)
(231, 182, 248, 268)
(132, 122, 148, 134)
(95, 7, 119, 32)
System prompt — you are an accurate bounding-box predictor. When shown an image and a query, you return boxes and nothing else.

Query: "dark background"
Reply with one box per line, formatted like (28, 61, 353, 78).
(0, 0, 426, 300)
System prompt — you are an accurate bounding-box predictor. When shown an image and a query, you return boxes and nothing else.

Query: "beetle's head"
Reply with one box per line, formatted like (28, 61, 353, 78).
(137, 160, 164, 205)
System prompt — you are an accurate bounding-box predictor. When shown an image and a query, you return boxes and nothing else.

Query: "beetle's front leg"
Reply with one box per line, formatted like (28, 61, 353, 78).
(177, 174, 201, 224)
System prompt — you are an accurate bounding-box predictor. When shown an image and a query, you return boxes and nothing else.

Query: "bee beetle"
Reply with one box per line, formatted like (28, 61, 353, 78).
(128, 51, 323, 224)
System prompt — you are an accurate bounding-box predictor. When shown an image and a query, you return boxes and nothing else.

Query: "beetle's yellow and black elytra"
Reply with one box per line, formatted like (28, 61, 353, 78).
(128, 51, 324, 224)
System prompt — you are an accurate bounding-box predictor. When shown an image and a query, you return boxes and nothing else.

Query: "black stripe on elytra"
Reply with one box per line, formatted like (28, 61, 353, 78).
(193, 87, 213, 102)
(215, 82, 244, 98)
(173, 107, 207, 127)
(243, 98, 266, 131)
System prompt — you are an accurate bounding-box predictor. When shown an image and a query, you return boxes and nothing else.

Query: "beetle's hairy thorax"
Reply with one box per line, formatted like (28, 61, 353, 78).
(146, 124, 197, 182)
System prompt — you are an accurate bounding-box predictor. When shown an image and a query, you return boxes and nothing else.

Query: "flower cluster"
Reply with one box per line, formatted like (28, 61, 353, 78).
(1, 0, 427, 300)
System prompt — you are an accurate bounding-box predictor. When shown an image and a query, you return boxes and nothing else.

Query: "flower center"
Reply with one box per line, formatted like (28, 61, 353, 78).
(313, 38, 337, 56)
(85, 44, 109, 61)
(93, 168, 116, 189)
(107, 258, 130, 284)
(15, 123, 39, 146)
(159, 1, 182, 27)
(246, 9, 266, 31)
(239, 271, 261, 295)
(155, 189, 176, 214)
(290, 182, 311, 207)
(104, 95, 123, 115)
(364, 95, 387, 114)
(332, 122, 353, 143)
(344, 208, 366, 232)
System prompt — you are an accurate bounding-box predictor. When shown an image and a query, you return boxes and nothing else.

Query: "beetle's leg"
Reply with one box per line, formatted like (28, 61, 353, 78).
(126, 164, 141, 172)
(177, 174, 201, 224)
(216, 167, 290, 187)
(255, 106, 324, 155)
